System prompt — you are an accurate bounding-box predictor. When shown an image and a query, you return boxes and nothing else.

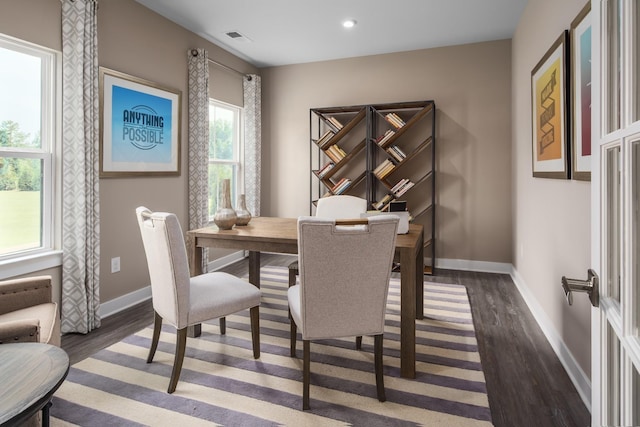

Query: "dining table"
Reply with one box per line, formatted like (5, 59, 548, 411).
(188, 216, 424, 379)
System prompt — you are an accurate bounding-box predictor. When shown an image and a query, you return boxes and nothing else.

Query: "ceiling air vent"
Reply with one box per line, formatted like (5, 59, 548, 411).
(225, 31, 251, 42)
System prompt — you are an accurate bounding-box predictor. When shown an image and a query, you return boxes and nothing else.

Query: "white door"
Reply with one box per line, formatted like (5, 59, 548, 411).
(591, 0, 640, 425)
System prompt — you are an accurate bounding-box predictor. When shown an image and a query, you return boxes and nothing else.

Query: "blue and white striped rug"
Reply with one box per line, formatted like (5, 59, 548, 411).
(50, 266, 492, 426)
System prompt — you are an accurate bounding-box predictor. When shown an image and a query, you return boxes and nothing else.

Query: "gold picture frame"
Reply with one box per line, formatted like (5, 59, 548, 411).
(531, 31, 570, 179)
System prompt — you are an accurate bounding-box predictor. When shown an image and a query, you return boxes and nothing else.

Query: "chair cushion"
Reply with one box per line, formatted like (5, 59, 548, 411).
(0, 302, 59, 346)
(188, 272, 261, 326)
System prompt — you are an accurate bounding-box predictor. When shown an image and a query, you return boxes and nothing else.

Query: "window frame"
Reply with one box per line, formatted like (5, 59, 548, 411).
(0, 34, 62, 278)
(208, 98, 244, 221)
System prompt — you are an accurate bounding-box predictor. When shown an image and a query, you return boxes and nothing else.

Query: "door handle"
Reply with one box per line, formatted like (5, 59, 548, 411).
(561, 269, 599, 307)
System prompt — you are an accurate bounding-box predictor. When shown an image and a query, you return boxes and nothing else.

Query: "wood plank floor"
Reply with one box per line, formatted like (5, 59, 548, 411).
(61, 254, 590, 427)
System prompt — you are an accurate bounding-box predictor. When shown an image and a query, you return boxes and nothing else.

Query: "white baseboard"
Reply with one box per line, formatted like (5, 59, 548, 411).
(99, 284, 151, 318)
(436, 257, 512, 274)
(510, 267, 592, 412)
(99, 251, 246, 319)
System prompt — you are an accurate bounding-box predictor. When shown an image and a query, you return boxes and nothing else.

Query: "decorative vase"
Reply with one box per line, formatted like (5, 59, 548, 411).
(235, 194, 252, 226)
(213, 179, 237, 230)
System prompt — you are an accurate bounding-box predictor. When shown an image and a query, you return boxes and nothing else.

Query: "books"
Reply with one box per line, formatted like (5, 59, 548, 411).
(373, 159, 395, 179)
(373, 194, 394, 210)
(387, 145, 406, 162)
(326, 116, 343, 130)
(330, 177, 351, 195)
(316, 130, 335, 149)
(316, 161, 334, 178)
(390, 178, 414, 197)
(376, 129, 395, 146)
(324, 144, 346, 163)
(385, 112, 405, 128)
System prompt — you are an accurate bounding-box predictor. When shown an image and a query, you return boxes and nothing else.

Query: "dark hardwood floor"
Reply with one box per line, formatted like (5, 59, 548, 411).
(61, 254, 590, 427)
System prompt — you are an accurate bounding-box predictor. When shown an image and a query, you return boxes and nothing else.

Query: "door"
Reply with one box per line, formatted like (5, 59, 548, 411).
(591, 0, 640, 425)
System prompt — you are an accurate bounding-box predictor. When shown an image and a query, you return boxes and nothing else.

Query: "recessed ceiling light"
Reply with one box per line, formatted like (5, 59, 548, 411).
(343, 19, 357, 29)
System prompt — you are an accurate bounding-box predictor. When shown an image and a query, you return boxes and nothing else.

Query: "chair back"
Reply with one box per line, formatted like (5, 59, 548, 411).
(135, 207, 190, 328)
(315, 195, 367, 219)
(297, 215, 398, 340)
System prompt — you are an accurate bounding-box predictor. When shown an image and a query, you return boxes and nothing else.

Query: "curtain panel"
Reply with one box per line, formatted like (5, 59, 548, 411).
(243, 75, 261, 216)
(60, 0, 101, 333)
(187, 49, 210, 273)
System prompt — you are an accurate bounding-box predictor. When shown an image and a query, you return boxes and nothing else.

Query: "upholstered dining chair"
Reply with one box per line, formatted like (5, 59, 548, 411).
(135, 207, 261, 394)
(288, 215, 399, 410)
(287, 195, 367, 288)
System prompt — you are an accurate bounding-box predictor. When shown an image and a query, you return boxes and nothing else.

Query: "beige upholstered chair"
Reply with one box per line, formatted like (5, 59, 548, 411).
(288, 215, 399, 410)
(288, 195, 367, 288)
(135, 207, 261, 393)
(0, 276, 60, 347)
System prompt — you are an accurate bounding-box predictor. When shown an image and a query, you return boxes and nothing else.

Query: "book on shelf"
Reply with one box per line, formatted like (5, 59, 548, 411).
(316, 129, 335, 148)
(316, 161, 335, 178)
(394, 181, 415, 197)
(374, 160, 395, 179)
(390, 178, 409, 193)
(325, 144, 346, 162)
(388, 145, 406, 160)
(385, 112, 405, 128)
(373, 194, 394, 210)
(326, 116, 343, 130)
(330, 177, 351, 195)
(376, 129, 395, 146)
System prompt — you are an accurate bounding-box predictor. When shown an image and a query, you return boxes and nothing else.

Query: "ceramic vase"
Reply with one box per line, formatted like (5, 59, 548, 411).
(213, 179, 237, 230)
(235, 194, 252, 226)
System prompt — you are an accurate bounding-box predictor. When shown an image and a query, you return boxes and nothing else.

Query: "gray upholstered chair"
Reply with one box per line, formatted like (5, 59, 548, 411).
(288, 195, 367, 288)
(135, 207, 261, 394)
(288, 215, 399, 410)
(0, 276, 60, 347)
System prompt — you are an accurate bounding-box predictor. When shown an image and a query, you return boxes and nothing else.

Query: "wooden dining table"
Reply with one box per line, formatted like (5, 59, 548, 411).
(188, 216, 424, 379)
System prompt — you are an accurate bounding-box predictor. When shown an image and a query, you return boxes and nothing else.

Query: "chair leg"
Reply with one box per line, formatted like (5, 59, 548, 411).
(303, 339, 311, 410)
(168, 328, 188, 394)
(220, 317, 226, 335)
(289, 315, 297, 357)
(147, 311, 162, 363)
(374, 334, 386, 402)
(250, 306, 260, 359)
(356, 336, 362, 350)
(288, 267, 298, 288)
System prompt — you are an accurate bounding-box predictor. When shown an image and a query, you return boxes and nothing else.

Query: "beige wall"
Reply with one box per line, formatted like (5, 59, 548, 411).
(512, 0, 592, 376)
(0, 0, 258, 304)
(261, 40, 513, 264)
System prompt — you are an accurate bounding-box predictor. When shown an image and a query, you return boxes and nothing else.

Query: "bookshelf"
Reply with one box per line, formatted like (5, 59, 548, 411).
(310, 100, 436, 274)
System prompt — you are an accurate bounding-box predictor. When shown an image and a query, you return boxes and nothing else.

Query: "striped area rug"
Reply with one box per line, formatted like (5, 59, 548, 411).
(50, 266, 492, 426)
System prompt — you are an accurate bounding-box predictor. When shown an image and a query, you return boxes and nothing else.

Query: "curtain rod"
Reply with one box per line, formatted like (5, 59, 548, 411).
(190, 49, 252, 80)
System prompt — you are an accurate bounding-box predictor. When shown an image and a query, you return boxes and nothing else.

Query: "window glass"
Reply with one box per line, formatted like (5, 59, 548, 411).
(208, 100, 241, 218)
(0, 36, 56, 259)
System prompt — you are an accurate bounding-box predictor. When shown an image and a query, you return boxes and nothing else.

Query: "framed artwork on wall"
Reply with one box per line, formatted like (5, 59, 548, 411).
(570, 2, 592, 181)
(99, 67, 181, 177)
(531, 31, 570, 179)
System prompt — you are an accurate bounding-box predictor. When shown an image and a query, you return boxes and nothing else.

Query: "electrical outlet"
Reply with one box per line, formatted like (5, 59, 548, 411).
(111, 257, 121, 273)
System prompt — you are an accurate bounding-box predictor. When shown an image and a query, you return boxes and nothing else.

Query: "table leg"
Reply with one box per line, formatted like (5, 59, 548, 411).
(416, 238, 424, 320)
(400, 247, 417, 379)
(248, 251, 261, 288)
(42, 401, 52, 427)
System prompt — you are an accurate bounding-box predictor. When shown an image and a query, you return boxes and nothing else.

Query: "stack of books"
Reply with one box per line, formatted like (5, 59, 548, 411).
(316, 130, 335, 149)
(373, 159, 395, 179)
(385, 113, 405, 128)
(324, 144, 346, 163)
(387, 145, 406, 162)
(375, 129, 395, 146)
(330, 177, 351, 195)
(316, 161, 334, 178)
(391, 178, 415, 197)
(373, 194, 394, 210)
(326, 116, 343, 130)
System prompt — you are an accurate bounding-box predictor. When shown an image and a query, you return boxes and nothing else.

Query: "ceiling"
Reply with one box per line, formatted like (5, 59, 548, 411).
(135, 0, 528, 68)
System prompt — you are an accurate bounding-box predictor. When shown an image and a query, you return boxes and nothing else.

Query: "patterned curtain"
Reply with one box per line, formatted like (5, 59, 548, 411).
(243, 75, 262, 216)
(60, 0, 101, 333)
(187, 49, 210, 273)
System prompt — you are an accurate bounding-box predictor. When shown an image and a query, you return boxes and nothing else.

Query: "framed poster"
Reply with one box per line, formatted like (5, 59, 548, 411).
(570, 2, 592, 181)
(531, 31, 570, 179)
(99, 67, 181, 177)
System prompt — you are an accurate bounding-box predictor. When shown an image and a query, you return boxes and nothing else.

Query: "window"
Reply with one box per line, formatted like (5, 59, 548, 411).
(208, 100, 243, 219)
(0, 34, 59, 262)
